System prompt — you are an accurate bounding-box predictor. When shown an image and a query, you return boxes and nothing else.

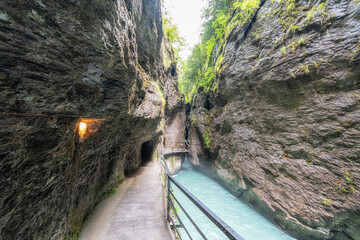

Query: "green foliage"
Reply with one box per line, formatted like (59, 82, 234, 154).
(278, 0, 303, 29)
(345, 171, 353, 183)
(305, 5, 317, 23)
(202, 110, 212, 148)
(337, 170, 355, 194)
(281, 0, 296, 15)
(276, 0, 330, 32)
(299, 64, 310, 74)
(190, 114, 199, 126)
(288, 41, 296, 52)
(178, 44, 207, 103)
(305, 3, 328, 25)
(313, 61, 319, 68)
(252, 30, 261, 40)
(233, 0, 261, 25)
(155, 82, 166, 107)
(321, 198, 331, 206)
(281, 46, 287, 55)
(289, 24, 299, 32)
(214, 53, 225, 74)
(288, 36, 308, 52)
(297, 37, 307, 45)
(178, 0, 261, 102)
(279, 19, 286, 27)
(162, 7, 185, 62)
(305, 158, 313, 164)
(203, 128, 212, 148)
(213, 12, 231, 40)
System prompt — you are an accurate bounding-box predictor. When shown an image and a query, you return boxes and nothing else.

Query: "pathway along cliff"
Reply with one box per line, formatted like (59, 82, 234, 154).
(79, 158, 170, 240)
(0, 0, 359, 239)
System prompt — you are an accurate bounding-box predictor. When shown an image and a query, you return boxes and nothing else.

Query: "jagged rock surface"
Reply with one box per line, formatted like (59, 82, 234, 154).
(188, 0, 360, 239)
(161, 68, 186, 172)
(158, 33, 186, 172)
(0, 0, 166, 239)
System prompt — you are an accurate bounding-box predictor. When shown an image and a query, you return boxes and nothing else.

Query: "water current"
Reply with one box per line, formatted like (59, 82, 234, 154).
(172, 159, 295, 240)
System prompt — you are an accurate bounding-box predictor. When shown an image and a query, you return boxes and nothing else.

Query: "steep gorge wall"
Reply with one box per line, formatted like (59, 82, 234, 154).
(0, 0, 167, 239)
(158, 28, 187, 172)
(188, 0, 360, 239)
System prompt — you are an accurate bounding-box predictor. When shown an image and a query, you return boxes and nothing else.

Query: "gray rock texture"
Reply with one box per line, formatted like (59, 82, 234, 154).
(0, 0, 169, 239)
(188, 0, 360, 239)
(159, 30, 186, 173)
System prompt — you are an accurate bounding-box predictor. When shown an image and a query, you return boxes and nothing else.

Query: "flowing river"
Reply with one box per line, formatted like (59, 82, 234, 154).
(172, 160, 295, 240)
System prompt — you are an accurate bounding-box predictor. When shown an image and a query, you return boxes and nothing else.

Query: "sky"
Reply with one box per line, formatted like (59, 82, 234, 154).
(163, 0, 207, 60)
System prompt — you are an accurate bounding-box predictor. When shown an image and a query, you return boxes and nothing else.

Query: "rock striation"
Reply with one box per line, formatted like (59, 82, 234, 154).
(0, 0, 168, 239)
(188, 0, 360, 239)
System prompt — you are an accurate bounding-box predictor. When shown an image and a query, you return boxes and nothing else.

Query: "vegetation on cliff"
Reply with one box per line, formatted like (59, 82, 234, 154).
(184, 0, 360, 238)
(162, 5, 185, 68)
(179, 0, 261, 102)
(178, 0, 341, 102)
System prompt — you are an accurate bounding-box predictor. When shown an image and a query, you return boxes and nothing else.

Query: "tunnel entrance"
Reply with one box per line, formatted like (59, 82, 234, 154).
(141, 140, 154, 164)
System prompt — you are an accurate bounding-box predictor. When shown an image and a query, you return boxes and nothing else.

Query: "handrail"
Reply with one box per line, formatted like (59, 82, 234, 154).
(160, 155, 245, 240)
(169, 191, 208, 240)
(168, 195, 193, 240)
(168, 176, 244, 240)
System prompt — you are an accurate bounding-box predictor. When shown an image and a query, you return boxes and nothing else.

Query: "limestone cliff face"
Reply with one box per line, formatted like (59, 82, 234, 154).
(161, 68, 187, 172)
(0, 0, 166, 239)
(188, 0, 360, 239)
(159, 29, 187, 172)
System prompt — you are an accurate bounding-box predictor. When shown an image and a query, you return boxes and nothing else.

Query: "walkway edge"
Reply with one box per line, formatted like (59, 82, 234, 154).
(79, 178, 134, 240)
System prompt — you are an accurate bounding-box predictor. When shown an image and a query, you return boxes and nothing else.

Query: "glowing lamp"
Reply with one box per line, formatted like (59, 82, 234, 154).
(79, 122, 87, 137)
(75, 118, 105, 143)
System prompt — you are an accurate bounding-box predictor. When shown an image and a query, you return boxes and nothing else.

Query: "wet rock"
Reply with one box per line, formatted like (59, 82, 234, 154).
(0, 0, 168, 239)
(189, 0, 360, 239)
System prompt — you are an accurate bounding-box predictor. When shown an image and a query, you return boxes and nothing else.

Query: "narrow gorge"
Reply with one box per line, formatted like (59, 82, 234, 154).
(0, 0, 359, 239)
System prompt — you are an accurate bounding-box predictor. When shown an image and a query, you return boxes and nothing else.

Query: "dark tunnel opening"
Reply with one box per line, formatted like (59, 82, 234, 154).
(141, 140, 154, 164)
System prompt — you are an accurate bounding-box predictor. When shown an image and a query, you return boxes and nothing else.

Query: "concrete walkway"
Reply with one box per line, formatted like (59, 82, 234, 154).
(79, 158, 171, 240)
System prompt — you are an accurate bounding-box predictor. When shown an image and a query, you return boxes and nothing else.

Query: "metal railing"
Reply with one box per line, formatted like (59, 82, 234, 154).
(160, 155, 244, 240)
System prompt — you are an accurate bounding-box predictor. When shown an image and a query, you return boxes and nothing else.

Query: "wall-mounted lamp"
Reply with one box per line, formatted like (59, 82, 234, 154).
(74, 118, 106, 144)
(79, 122, 87, 137)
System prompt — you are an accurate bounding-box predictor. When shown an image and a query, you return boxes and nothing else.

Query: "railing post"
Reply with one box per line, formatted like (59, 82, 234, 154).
(166, 174, 171, 222)
(161, 154, 243, 240)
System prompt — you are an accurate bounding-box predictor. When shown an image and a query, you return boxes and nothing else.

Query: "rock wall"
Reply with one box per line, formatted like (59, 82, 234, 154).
(158, 26, 186, 173)
(188, 0, 360, 239)
(0, 0, 166, 239)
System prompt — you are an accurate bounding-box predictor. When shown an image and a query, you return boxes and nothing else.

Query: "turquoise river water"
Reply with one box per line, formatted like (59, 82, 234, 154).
(172, 161, 295, 240)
